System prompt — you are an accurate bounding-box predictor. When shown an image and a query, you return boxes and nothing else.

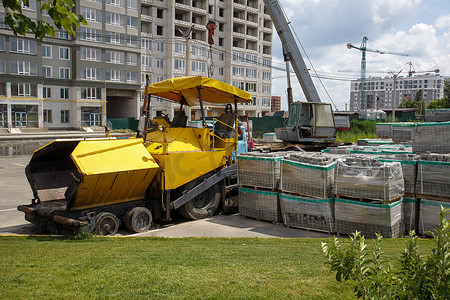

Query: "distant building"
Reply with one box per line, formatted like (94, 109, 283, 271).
(349, 74, 448, 111)
(271, 96, 281, 112)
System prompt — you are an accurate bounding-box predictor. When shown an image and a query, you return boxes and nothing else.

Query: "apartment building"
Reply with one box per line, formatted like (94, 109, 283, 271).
(0, 0, 141, 130)
(142, 0, 273, 119)
(0, 0, 273, 130)
(349, 74, 447, 111)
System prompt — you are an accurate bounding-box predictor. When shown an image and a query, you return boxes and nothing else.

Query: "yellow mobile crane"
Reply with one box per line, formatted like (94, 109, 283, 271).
(18, 76, 251, 235)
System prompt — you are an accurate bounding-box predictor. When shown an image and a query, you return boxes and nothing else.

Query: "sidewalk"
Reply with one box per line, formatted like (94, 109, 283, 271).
(0, 129, 134, 141)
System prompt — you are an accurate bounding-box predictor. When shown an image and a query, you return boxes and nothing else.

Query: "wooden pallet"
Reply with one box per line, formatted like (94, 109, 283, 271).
(335, 194, 402, 204)
(284, 224, 335, 235)
(415, 194, 450, 202)
(240, 214, 280, 225)
(280, 189, 330, 199)
(239, 184, 278, 192)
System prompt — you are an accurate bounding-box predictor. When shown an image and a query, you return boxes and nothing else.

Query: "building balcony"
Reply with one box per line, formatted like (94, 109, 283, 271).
(246, 34, 258, 41)
(141, 14, 153, 22)
(233, 32, 246, 38)
(247, 6, 258, 13)
(141, 32, 153, 38)
(233, 3, 246, 10)
(193, 23, 207, 31)
(233, 17, 246, 25)
(141, 0, 153, 5)
(174, 19, 191, 27)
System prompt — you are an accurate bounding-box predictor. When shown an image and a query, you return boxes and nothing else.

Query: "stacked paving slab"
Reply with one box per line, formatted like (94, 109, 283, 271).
(279, 153, 338, 232)
(391, 123, 415, 143)
(412, 122, 450, 153)
(376, 123, 393, 138)
(237, 152, 293, 222)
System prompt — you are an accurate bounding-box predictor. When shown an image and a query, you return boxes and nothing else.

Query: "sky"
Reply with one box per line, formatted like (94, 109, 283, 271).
(269, 0, 450, 111)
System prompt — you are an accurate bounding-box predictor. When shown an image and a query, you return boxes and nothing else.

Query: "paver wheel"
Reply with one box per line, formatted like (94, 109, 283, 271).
(124, 207, 152, 233)
(94, 212, 119, 236)
(178, 181, 222, 220)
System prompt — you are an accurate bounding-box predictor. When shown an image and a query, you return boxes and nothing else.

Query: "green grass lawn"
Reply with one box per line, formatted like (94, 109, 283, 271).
(0, 236, 433, 299)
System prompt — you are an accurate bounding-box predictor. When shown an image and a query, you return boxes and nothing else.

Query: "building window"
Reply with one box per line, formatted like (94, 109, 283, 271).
(125, 36, 136, 47)
(127, 53, 138, 66)
(127, 16, 137, 29)
(42, 66, 52, 78)
(219, 23, 224, 31)
(42, 45, 52, 58)
(191, 45, 206, 57)
(232, 81, 244, 90)
(262, 58, 271, 67)
(11, 83, 37, 97)
(174, 42, 185, 54)
(106, 0, 124, 7)
(81, 87, 102, 99)
(156, 76, 163, 82)
(174, 59, 186, 70)
(81, 47, 101, 61)
(43, 87, 51, 98)
(218, 52, 224, 61)
(10, 61, 38, 76)
(10, 38, 37, 54)
(43, 109, 52, 123)
(105, 12, 125, 27)
(59, 68, 70, 79)
(80, 7, 101, 23)
(191, 61, 206, 72)
(246, 68, 257, 78)
(59, 47, 70, 60)
(60, 88, 69, 99)
(61, 110, 70, 123)
(156, 59, 164, 69)
(105, 70, 124, 82)
(262, 84, 271, 94)
(0, 36, 5, 51)
(81, 67, 101, 80)
(156, 26, 163, 36)
(141, 55, 152, 68)
(141, 38, 152, 51)
(219, 8, 224, 17)
(105, 50, 124, 64)
(219, 38, 223, 46)
(157, 8, 163, 18)
(156, 42, 163, 52)
(105, 32, 125, 45)
(0, 60, 4, 74)
(245, 82, 257, 92)
(127, 72, 137, 83)
(218, 67, 224, 76)
(232, 66, 244, 77)
(262, 71, 271, 81)
(80, 27, 102, 42)
(127, 0, 138, 10)
(58, 29, 71, 40)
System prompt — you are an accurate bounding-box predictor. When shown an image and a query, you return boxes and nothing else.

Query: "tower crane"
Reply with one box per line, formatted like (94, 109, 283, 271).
(346, 36, 409, 110)
(406, 62, 439, 77)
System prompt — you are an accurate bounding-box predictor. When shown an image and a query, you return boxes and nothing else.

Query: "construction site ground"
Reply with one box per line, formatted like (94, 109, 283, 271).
(0, 154, 329, 239)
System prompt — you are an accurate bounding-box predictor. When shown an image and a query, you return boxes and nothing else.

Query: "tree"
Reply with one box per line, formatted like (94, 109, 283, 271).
(3, 0, 87, 40)
(427, 79, 450, 109)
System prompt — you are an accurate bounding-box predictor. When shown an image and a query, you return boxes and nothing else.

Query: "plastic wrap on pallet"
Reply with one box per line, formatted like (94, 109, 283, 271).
(425, 109, 450, 122)
(334, 157, 405, 201)
(238, 187, 281, 222)
(378, 154, 418, 195)
(403, 198, 418, 233)
(376, 123, 393, 138)
(391, 123, 415, 142)
(415, 154, 450, 198)
(412, 122, 450, 153)
(357, 138, 394, 146)
(281, 153, 337, 198)
(237, 152, 292, 189)
(335, 198, 404, 238)
(280, 193, 335, 232)
(418, 199, 450, 235)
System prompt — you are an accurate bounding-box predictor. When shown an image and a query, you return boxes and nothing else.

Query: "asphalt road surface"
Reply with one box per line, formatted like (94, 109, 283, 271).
(0, 155, 330, 239)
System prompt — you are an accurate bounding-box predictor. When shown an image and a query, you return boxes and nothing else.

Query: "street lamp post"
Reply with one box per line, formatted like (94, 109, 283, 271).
(388, 70, 402, 123)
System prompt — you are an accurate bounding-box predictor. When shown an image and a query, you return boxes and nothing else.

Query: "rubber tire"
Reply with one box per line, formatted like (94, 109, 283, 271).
(124, 207, 152, 233)
(178, 181, 222, 220)
(94, 212, 119, 236)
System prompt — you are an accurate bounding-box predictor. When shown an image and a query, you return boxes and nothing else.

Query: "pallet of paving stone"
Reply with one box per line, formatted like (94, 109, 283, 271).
(238, 187, 281, 223)
(412, 122, 450, 153)
(376, 123, 393, 138)
(425, 109, 450, 122)
(378, 154, 418, 195)
(418, 199, 450, 235)
(335, 198, 404, 238)
(391, 123, 415, 143)
(281, 153, 337, 198)
(403, 198, 418, 233)
(237, 152, 292, 189)
(415, 153, 450, 199)
(279, 193, 335, 233)
(334, 156, 405, 202)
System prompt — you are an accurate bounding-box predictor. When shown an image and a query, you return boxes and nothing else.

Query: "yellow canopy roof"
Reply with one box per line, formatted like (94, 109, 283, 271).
(147, 76, 252, 106)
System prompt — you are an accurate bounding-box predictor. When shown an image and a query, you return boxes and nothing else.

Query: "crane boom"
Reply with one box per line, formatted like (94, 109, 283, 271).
(263, 0, 321, 103)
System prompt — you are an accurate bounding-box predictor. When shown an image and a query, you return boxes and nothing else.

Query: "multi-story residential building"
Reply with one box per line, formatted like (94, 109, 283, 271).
(0, 0, 141, 130)
(349, 74, 447, 111)
(141, 0, 273, 120)
(0, 0, 273, 130)
(271, 95, 280, 112)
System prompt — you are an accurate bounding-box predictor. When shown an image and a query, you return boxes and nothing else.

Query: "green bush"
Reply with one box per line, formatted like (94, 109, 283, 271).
(322, 207, 450, 299)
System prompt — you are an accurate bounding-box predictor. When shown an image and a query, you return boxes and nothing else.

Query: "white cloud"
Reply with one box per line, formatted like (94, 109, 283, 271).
(435, 15, 450, 30)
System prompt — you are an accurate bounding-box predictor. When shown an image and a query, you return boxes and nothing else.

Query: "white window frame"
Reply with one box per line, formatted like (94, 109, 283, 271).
(81, 47, 101, 62)
(59, 67, 70, 79)
(141, 55, 152, 68)
(42, 44, 52, 58)
(42, 65, 52, 78)
(106, 50, 124, 64)
(174, 59, 186, 70)
(156, 59, 164, 69)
